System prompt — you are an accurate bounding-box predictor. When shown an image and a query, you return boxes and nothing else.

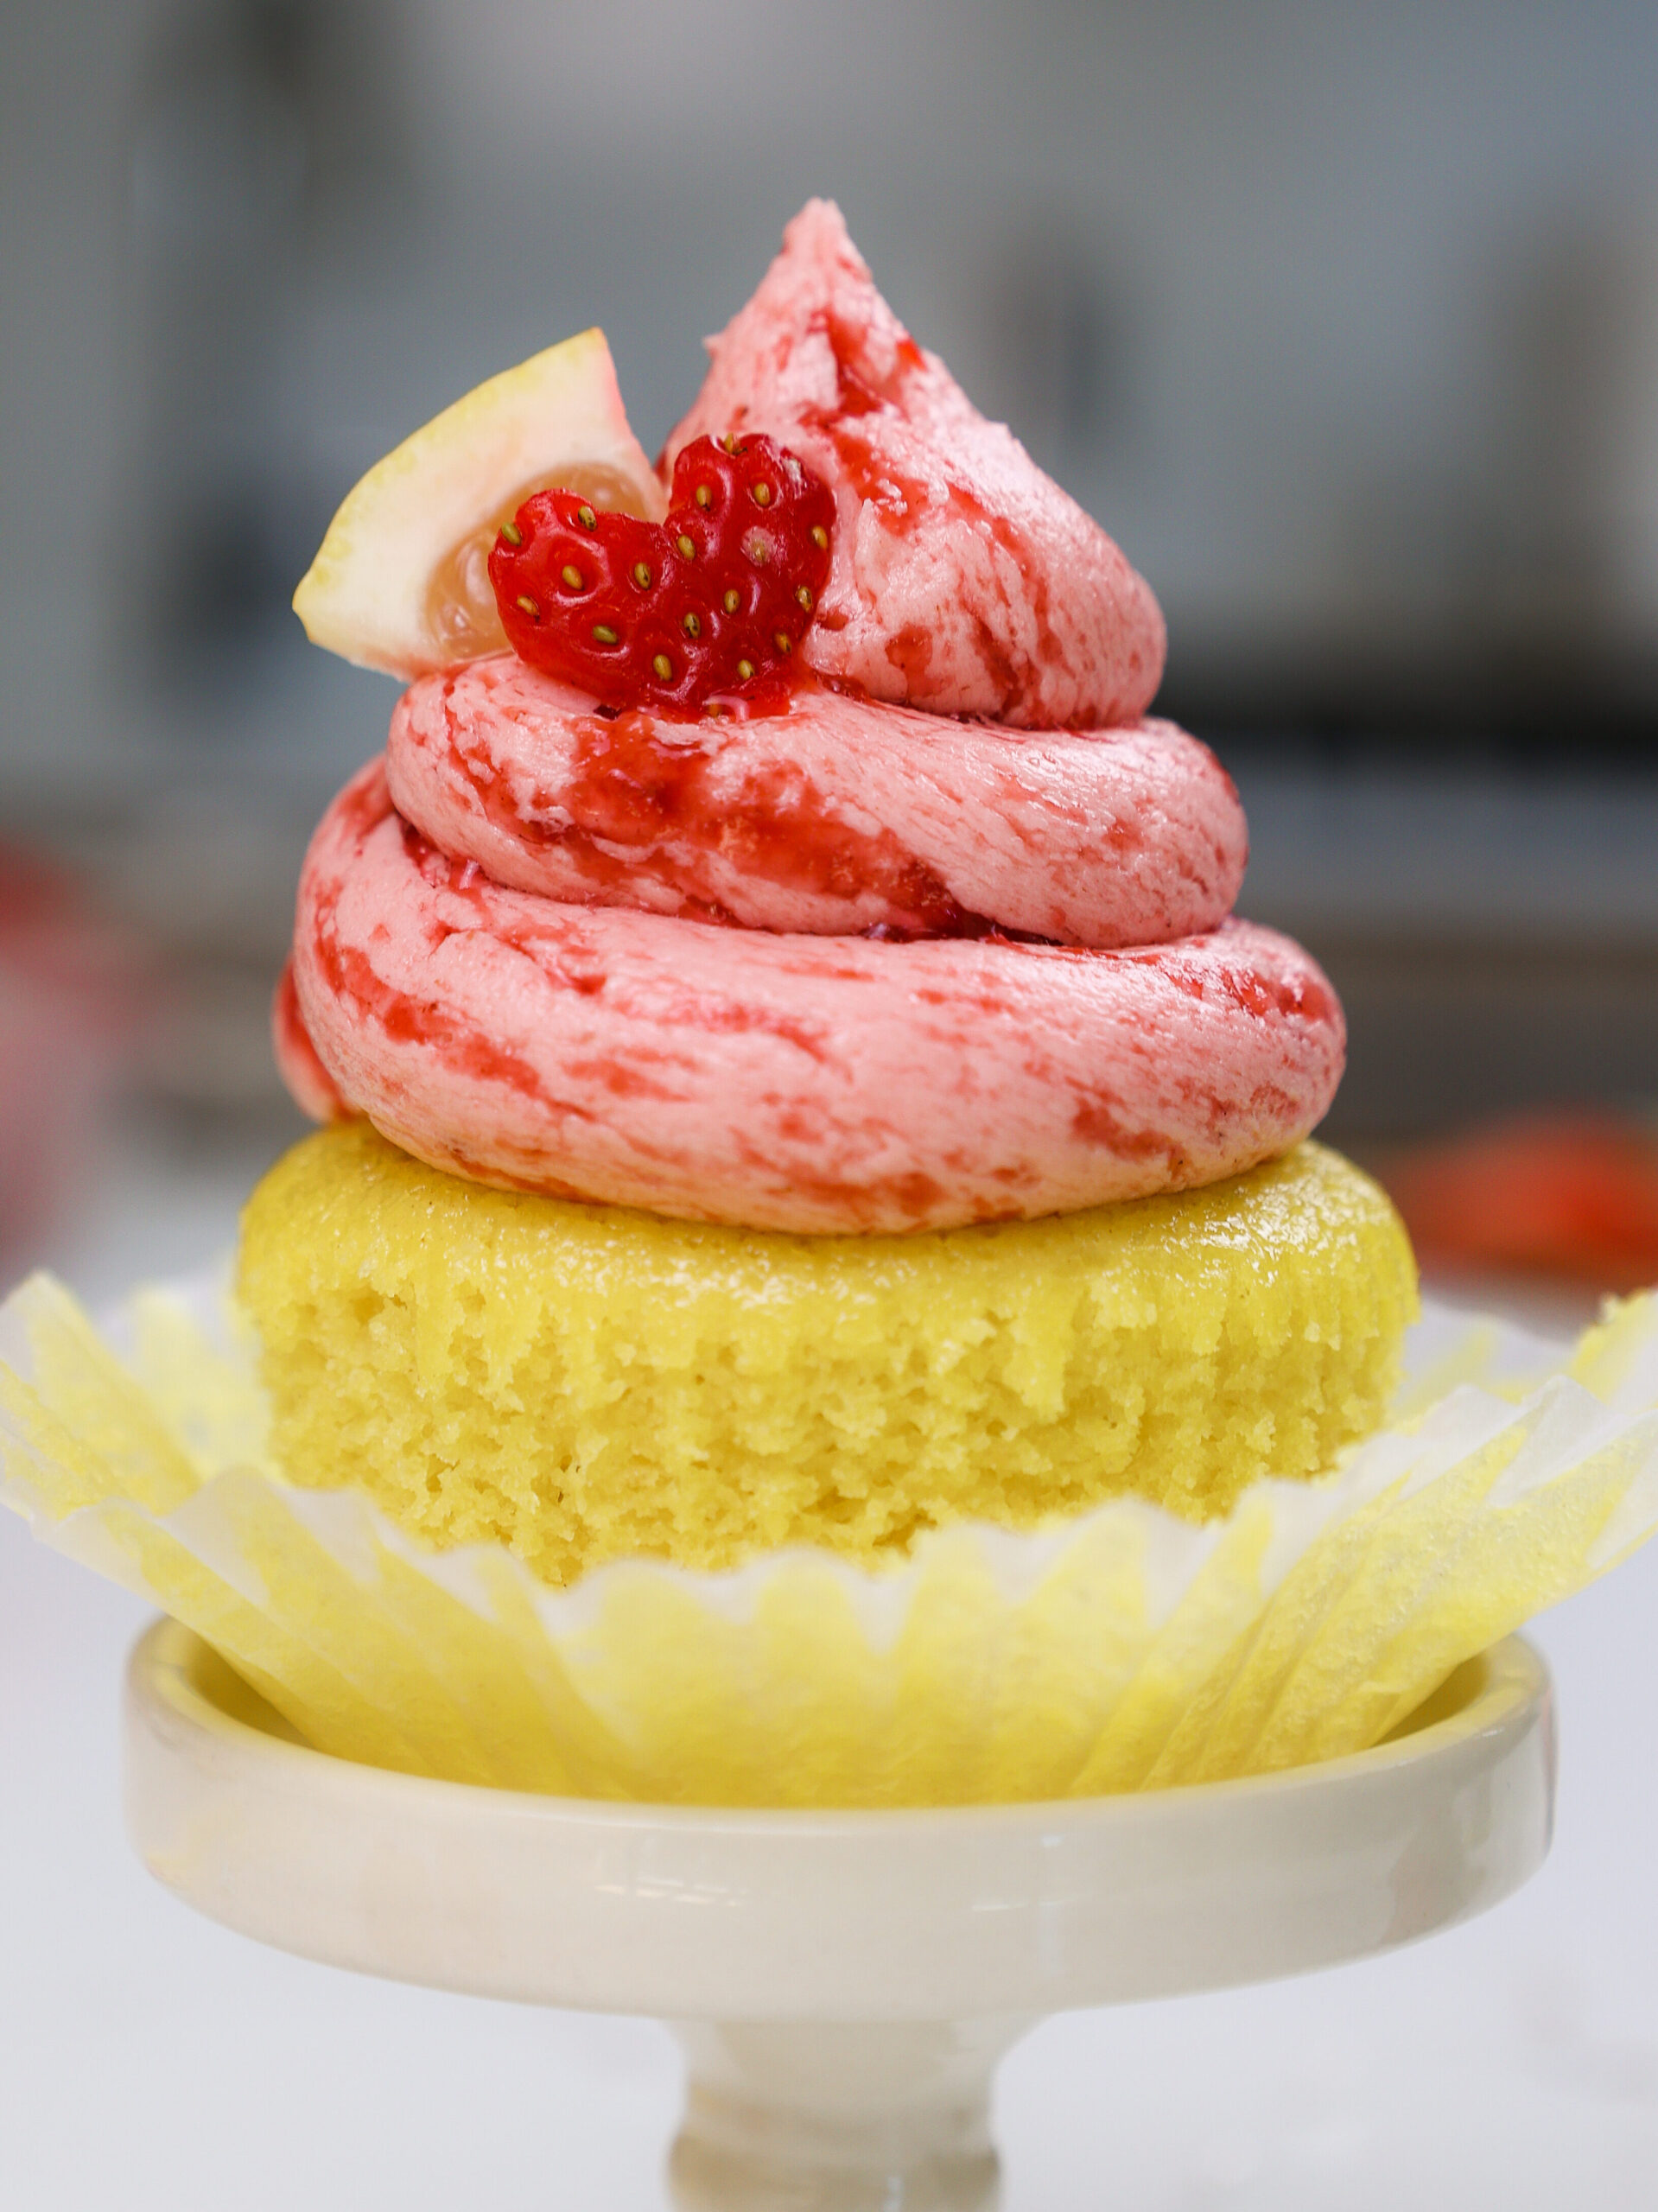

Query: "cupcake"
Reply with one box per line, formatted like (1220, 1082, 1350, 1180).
(248, 199, 1415, 1590)
(9, 206, 1655, 1808)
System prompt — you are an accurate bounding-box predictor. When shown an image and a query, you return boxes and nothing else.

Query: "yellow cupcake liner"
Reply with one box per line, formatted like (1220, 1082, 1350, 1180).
(3, 1263, 1655, 1805)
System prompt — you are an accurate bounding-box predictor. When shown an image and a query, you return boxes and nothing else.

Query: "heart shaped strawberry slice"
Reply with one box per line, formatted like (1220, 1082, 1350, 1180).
(488, 433, 835, 715)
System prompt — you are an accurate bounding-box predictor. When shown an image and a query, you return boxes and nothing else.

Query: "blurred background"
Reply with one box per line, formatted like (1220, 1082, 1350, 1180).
(4, 10, 1658, 2207)
(3, 0, 1657, 1316)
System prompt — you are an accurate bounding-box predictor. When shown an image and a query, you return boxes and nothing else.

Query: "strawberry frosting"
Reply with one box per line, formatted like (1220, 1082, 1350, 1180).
(664, 200, 1165, 731)
(281, 204, 1345, 1232)
(273, 957, 345, 1122)
(291, 758, 1341, 1234)
(385, 657, 1247, 947)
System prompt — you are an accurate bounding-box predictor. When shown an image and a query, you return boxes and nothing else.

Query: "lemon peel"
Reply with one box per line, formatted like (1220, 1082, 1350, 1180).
(293, 327, 665, 678)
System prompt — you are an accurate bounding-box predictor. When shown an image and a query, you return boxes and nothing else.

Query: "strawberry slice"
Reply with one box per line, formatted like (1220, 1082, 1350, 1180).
(489, 433, 835, 715)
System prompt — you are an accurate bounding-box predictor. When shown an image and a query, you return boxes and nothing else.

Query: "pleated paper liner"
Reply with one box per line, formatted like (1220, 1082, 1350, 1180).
(3, 1263, 1655, 1806)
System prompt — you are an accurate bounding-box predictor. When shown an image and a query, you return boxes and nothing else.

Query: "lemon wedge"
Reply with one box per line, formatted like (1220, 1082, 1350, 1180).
(292, 327, 666, 678)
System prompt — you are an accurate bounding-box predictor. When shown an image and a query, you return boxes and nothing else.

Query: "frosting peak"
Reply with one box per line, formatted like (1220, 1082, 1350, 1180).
(664, 199, 1166, 730)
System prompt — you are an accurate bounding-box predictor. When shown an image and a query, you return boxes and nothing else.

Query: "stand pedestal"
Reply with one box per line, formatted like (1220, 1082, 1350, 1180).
(669, 2021, 1013, 2210)
(124, 1623, 1553, 2209)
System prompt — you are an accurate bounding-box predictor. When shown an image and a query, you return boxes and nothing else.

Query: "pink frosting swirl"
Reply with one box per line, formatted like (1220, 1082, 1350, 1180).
(280, 201, 1344, 1233)
(665, 201, 1166, 730)
(287, 754, 1341, 1233)
(384, 658, 1247, 947)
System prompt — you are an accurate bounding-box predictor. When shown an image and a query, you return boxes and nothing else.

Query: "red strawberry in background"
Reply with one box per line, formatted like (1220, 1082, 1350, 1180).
(490, 433, 835, 715)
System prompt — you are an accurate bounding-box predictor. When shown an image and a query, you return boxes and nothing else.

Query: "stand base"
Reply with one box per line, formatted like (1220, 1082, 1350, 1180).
(123, 1624, 1554, 2209)
(670, 2021, 1019, 2210)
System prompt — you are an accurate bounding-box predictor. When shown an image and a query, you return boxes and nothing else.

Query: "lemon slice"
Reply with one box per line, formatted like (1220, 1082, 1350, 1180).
(292, 327, 666, 678)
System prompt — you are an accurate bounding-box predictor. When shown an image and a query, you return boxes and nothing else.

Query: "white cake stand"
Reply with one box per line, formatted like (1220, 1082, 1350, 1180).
(124, 1620, 1554, 2210)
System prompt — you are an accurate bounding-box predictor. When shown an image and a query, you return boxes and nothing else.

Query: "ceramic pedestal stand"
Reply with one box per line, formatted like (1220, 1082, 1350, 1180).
(124, 1622, 1554, 2210)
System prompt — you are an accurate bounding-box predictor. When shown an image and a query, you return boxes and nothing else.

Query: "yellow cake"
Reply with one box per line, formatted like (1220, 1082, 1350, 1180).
(238, 1122, 1417, 1588)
